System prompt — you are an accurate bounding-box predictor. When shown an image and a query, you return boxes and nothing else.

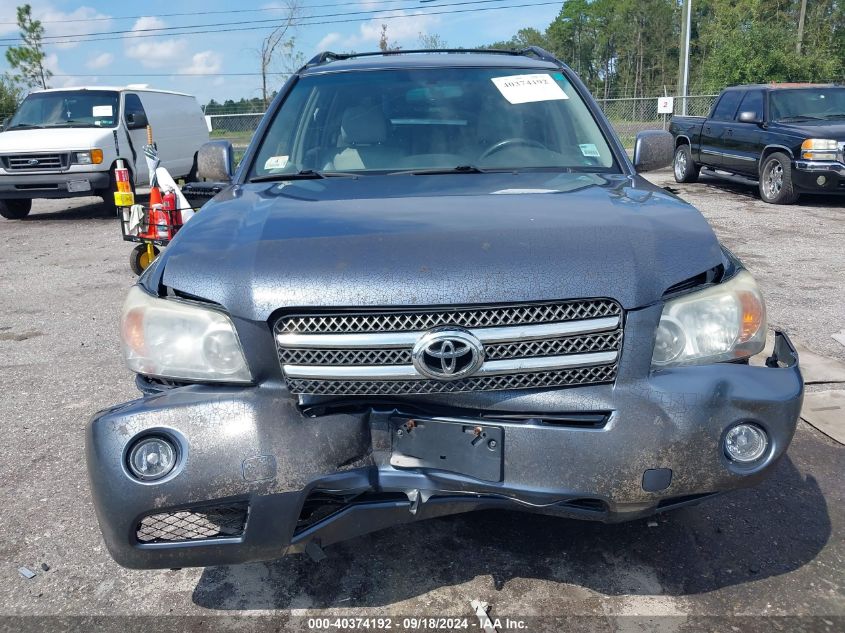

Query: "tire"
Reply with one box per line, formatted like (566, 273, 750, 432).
(0, 199, 32, 220)
(759, 152, 799, 204)
(130, 243, 160, 276)
(673, 144, 700, 183)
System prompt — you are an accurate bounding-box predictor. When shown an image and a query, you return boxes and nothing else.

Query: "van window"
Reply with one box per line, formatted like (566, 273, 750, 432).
(712, 91, 743, 121)
(6, 90, 120, 129)
(124, 94, 147, 128)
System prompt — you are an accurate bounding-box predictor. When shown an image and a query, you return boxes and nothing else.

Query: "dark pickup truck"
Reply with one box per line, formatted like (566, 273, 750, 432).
(670, 84, 845, 203)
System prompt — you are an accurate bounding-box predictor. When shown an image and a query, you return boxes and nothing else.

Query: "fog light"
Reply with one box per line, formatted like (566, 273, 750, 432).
(128, 436, 177, 480)
(724, 423, 768, 463)
(817, 175, 827, 186)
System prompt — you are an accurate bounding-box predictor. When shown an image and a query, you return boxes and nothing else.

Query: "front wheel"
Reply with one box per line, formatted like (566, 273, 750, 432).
(130, 243, 160, 276)
(673, 144, 699, 183)
(0, 199, 32, 220)
(759, 153, 799, 204)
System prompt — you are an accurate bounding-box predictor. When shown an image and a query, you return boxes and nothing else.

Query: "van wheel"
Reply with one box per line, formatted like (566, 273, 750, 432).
(0, 199, 32, 219)
(759, 153, 799, 204)
(130, 244, 159, 276)
(673, 145, 699, 183)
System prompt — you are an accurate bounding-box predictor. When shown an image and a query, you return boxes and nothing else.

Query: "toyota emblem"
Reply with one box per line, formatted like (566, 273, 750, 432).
(412, 328, 484, 381)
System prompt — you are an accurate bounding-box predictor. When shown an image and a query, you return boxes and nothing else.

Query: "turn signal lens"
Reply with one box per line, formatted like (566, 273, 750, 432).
(91, 148, 104, 164)
(801, 138, 839, 160)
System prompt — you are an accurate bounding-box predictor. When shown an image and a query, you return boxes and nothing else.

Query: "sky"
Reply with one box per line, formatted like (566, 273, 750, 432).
(0, 0, 563, 107)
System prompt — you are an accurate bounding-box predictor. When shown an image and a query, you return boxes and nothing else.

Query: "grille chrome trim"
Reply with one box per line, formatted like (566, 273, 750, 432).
(276, 315, 620, 349)
(2, 152, 70, 171)
(284, 350, 618, 380)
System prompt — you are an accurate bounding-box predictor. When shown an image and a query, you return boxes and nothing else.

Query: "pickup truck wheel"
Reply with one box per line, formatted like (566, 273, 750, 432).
(759, 153, 799, 204)
(0, 199, 32, 220)
(673, 145, 699, 183)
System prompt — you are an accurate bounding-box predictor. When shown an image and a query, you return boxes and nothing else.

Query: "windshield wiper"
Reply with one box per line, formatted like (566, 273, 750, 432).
(778, 115, 826, 122)
(6, 123, 43, 130)
(249, 169, 358, 183)
(821, 113, 845, 120)
(389, 164, 488, 176)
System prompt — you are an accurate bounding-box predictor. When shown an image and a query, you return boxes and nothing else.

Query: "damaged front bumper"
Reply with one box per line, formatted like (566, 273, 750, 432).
(86, 331, 802, 569)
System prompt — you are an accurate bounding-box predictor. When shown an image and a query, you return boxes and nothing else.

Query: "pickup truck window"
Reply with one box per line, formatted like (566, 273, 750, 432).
(6, 90, 120, 130)
(250, 67, 618, 178)
(769, 87, 845, 122)
(712, 90, 743, 121)
(737, 90, 764, 121)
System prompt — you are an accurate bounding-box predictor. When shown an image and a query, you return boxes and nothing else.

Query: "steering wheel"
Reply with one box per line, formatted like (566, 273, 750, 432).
(479, 138, 548, 160)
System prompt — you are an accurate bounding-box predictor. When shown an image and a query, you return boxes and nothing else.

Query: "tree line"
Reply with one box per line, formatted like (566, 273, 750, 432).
(487, 0, 844, 99)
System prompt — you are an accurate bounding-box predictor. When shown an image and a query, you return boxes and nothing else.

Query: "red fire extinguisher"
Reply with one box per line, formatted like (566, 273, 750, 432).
(162, 189, 179, 230)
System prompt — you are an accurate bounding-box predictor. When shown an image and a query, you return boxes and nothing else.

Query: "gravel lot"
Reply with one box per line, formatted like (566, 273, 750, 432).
(0, 171, 842, 631)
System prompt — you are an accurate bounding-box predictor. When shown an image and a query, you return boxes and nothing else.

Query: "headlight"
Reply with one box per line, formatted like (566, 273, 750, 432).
(652, 270, 766, 367)
(120, 286, 252, 383)
(74, 148, 104, 164)
(801, 138, 839, 161)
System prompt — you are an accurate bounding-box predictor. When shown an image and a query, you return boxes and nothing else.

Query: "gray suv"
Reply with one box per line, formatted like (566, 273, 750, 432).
(86, 48, 803, 569)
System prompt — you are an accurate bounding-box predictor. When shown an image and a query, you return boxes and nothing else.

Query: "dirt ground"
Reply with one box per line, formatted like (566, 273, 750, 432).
(0, 170, 842, 632)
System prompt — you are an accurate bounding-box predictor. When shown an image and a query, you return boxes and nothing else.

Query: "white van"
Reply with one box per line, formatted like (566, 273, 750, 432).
(0, 86, 209, 219)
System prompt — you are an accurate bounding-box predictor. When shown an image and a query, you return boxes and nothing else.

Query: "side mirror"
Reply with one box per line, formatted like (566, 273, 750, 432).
(633, 130, 674, 173)
(126, 112, 148, 129)
(738, 111, 762, 124)
(197, 140, 234, 182)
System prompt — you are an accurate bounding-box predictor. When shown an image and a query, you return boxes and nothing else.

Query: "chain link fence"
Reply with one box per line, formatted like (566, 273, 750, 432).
(203, 93, 720, 154)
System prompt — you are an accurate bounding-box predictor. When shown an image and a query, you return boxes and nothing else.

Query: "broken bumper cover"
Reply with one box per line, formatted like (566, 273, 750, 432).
(86, 331, 802, 569)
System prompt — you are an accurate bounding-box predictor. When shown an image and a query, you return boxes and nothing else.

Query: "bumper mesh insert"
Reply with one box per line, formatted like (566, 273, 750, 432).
(136, 503, 248, 544)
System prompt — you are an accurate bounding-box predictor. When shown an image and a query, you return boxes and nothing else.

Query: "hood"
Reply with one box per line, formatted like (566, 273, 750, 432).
(0, 127, 114, 152)
(156, 172, 724, 321)
(773, 120, 845, 141)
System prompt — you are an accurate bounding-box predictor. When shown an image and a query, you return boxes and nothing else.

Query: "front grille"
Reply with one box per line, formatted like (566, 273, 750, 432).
(2, 153, 70, 171)
(275, 300, 623, 396)
(136, 503, 248, 543)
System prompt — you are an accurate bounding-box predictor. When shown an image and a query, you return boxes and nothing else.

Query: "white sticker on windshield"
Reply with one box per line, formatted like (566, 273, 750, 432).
(491, 74, 568, 105)
(92, 105, 113, 117)
(579, 144, 601, 158)
(264, 155, 289, 170)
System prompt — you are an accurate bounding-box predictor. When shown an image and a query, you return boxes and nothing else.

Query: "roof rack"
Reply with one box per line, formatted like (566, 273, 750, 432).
(304, 46, 560, 68)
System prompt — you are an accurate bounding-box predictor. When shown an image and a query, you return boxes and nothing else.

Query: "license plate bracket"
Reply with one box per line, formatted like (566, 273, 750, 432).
(390, 416, 504, 482)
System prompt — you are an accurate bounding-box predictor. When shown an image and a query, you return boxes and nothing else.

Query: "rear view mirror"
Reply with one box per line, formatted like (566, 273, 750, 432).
(126, 112, 148, 129)
(738, 111, 762, 124)
(633, 130, 674, 173)
(197, 140, 234, 182)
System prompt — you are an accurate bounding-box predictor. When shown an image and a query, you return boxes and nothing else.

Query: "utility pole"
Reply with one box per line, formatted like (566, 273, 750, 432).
(678, 0, 692, 115)
(796, 0, 808, 54)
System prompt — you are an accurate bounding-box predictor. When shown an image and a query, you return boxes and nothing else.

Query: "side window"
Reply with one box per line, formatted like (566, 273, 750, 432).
(124, 93, 147, 128)
(737, 90, 764, 121)
(712, 91, 742, 121)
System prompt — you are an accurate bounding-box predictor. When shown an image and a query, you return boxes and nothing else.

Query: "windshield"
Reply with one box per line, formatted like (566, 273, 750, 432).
(249, 67, 618, 178)
(7, 90, 120, 129)
(770, 87, 845, 122)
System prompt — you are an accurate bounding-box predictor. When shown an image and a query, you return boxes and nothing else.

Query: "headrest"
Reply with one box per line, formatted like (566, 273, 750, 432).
(341, 105, 387, 145)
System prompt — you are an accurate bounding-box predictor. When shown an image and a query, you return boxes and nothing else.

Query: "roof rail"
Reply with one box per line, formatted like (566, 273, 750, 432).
(304, 47, 562, 68)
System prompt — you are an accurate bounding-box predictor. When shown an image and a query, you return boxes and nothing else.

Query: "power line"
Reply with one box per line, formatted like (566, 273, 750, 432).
(0, 0, 427, 26)
(0, 1, 562, 48)
(0, 0, 513, 43)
